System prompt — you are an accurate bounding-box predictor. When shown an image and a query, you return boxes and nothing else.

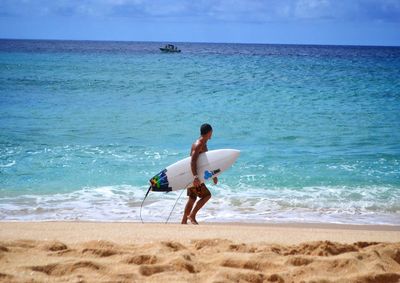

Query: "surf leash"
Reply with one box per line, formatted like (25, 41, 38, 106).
(165, 188, 185, 224)
(165, 182, 192, 224)
(140, 182, 192, 224)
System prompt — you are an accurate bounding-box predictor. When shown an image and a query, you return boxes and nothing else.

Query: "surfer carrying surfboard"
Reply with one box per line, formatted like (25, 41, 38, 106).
(181, 123, 217, 225)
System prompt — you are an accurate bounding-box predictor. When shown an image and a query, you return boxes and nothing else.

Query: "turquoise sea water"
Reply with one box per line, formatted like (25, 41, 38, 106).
(1, 40, 399, 224)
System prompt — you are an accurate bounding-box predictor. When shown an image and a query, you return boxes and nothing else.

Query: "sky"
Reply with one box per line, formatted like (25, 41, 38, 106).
(0, 0, 399, 46)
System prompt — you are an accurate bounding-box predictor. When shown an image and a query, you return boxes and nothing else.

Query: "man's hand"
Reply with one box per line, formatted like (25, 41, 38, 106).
(213, 177, 218, 185)
(193, 176, 201, 187)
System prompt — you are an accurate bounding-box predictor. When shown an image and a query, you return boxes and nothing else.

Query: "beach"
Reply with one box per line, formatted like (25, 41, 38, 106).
(1, 40, 400, 282)
(0, 222, 399, 282)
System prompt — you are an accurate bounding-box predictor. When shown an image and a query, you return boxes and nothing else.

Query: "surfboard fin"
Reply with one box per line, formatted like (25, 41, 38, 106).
(144, 186, 151, 198)
(140, 186, 152, 224)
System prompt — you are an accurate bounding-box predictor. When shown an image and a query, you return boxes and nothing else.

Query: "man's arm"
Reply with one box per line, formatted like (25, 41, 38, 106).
(191, 142, 202, 187)
(204, 144, 218, 184)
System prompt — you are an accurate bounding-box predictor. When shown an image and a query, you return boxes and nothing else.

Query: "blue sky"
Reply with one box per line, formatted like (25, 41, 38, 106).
(0, 0, 399, 46)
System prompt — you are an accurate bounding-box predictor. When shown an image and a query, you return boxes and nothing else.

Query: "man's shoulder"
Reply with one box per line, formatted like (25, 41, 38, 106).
(193, 139, 202, 147)
(191, 139, 205, 153)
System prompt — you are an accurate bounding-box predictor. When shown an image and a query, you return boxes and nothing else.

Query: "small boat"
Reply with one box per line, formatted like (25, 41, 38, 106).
(160, 44, 181, 53)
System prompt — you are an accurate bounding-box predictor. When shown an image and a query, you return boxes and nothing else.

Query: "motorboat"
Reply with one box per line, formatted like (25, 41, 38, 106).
(160, 44, 181, 53)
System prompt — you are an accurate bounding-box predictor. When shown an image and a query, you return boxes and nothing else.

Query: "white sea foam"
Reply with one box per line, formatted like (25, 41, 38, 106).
(0, 160, 16, 168)
(0, 184, 399, 225)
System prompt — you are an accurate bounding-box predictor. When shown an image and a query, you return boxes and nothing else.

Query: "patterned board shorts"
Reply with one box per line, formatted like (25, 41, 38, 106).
(187, 183, 211, 199)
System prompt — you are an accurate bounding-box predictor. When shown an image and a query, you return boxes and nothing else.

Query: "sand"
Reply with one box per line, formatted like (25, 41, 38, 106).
(0, 222, 399, 283)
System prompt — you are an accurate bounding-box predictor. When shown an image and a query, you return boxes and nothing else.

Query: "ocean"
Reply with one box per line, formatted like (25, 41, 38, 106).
(0, 39, 399, 225)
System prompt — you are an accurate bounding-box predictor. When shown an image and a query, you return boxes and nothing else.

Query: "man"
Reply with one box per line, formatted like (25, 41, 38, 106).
(181, 123, 217, 225)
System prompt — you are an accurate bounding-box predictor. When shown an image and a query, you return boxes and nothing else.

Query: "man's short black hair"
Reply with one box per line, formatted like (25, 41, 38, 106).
(200, 123, 213, 135)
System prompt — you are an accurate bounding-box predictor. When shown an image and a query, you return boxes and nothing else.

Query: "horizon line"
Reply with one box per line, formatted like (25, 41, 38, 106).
(1, 37, 399, 48)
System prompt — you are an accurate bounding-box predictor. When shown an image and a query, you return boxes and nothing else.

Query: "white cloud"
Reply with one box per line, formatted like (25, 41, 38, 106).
(0, 0, 399, 23)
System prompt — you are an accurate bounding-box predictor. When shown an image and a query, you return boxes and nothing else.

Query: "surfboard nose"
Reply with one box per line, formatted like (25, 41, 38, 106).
(229, 149, 240, 158)
(224, 149, 240, 161)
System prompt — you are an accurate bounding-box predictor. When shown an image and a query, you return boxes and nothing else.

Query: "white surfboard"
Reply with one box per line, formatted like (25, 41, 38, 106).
(149, 149, 240, 192)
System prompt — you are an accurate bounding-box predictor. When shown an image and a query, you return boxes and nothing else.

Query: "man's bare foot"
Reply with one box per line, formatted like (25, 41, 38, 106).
(188, 215, 199, 225)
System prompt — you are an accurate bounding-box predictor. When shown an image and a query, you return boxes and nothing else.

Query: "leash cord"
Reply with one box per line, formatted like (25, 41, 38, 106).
(141, 182, 192, 224)
(165, 188, 185, 224)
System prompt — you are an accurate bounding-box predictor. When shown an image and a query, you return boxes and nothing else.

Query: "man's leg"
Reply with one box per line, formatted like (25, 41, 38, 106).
(188, 194, 211, 225)
(181, 197, 196, 224)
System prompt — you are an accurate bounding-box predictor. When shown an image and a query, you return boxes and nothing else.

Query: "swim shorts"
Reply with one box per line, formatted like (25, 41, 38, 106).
(187, 183, 211, 199)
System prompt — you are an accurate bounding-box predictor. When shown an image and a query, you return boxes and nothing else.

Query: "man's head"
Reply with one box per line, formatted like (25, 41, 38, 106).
(200, 123, 213, 139)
